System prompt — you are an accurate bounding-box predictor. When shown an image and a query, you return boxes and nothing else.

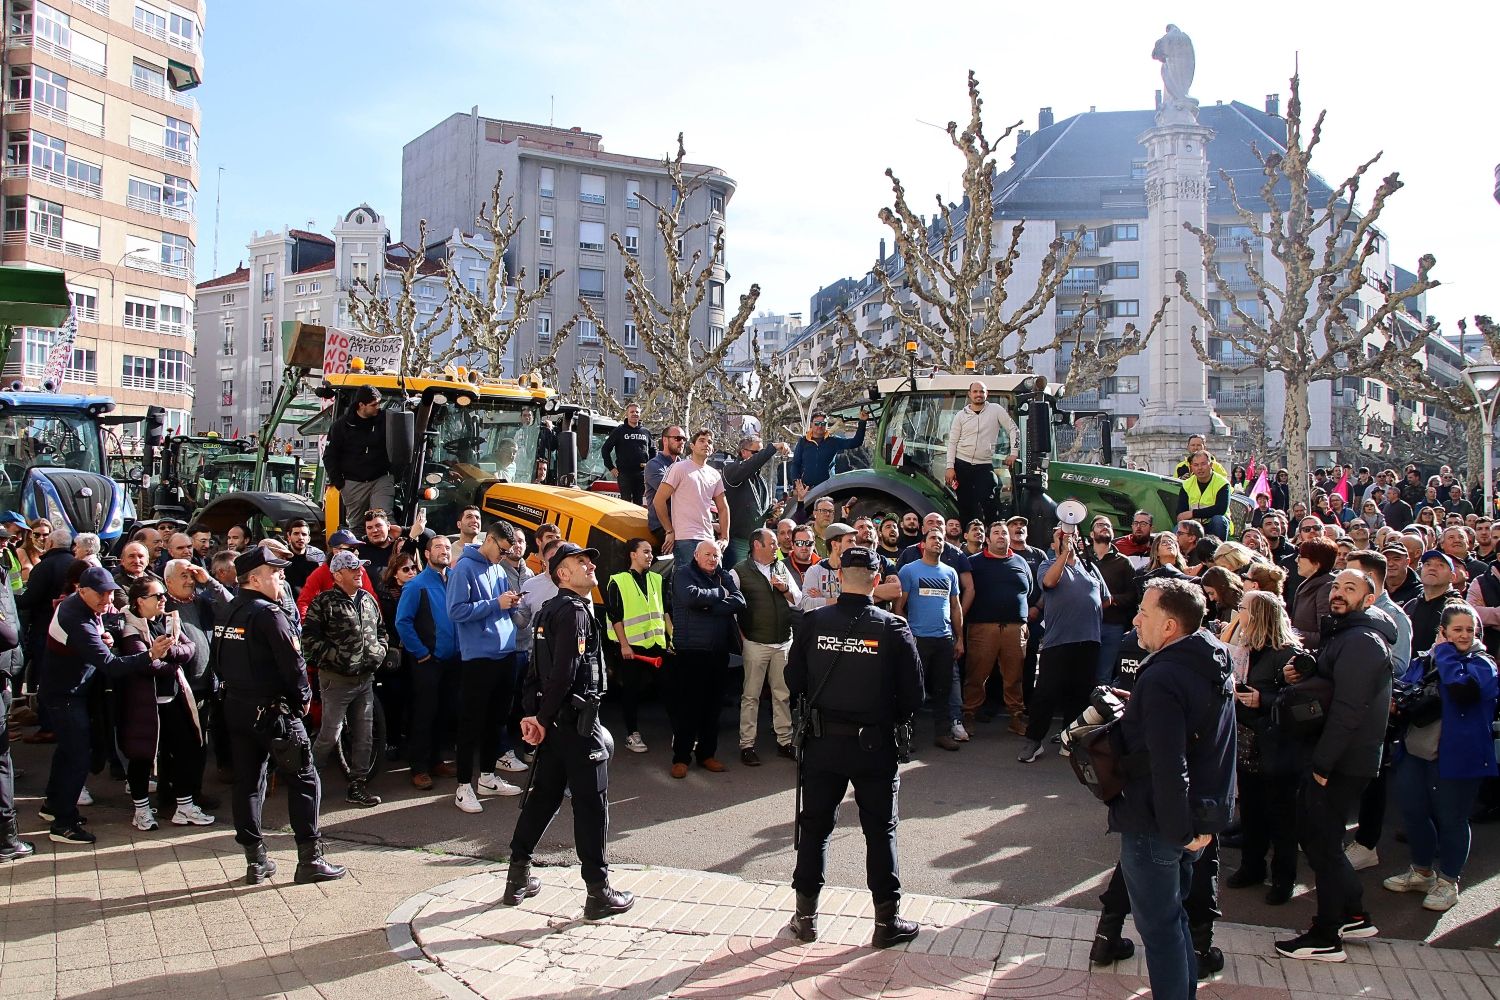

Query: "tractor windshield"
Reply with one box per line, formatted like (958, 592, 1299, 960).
(429, 400, 543, 484)
(0, 409, 104, 510)
(881, 391, 1019, 493)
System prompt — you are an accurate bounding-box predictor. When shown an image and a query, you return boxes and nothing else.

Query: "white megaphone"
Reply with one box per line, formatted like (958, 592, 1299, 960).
(1056, 498, 1089, 536)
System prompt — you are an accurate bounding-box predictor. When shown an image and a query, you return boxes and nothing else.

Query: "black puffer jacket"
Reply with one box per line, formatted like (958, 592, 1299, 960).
(1309, 609, 1396, 779)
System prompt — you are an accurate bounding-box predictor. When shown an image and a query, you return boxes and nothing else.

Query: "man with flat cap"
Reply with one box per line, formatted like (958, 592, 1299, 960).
(215, 546, 346, 886)
(502, 541, 635, 920)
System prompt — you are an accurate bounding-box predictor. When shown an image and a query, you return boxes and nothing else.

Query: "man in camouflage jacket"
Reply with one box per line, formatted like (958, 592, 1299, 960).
(304, 550, 389, 807)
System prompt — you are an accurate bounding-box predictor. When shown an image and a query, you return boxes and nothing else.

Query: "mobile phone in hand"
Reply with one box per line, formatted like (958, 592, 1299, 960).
(1235, 682, 1252, 693)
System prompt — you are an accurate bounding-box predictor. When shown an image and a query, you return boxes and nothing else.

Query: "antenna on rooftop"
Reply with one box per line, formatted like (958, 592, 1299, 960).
(550, 95, 555, 126)
(213, 165, 225, 275)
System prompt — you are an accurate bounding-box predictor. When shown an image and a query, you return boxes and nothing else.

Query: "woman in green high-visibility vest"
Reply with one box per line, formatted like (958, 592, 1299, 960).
(604, 538, 668, 755)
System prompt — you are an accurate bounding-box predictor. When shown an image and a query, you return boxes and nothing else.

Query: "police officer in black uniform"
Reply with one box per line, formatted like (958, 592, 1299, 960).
(215, 547, 346, 886)
(785, 545, 925, 948)
(502, 542, 635, 919)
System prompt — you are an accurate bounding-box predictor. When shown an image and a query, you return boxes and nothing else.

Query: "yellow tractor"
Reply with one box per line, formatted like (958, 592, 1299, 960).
(195, 322, 649, 581)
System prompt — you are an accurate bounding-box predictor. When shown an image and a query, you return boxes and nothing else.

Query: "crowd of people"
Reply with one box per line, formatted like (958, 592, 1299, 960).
(2, 392, 1498, 989)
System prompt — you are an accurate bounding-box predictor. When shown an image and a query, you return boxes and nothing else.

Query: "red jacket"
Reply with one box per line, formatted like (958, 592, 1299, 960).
(296, 562, 376, 618)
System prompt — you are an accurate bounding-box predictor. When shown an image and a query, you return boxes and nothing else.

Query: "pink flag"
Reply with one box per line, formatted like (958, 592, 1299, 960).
(1246, 457, 1257, 483)
(1249, 470, 1270, 502)
(1332, 471, 1351, 503)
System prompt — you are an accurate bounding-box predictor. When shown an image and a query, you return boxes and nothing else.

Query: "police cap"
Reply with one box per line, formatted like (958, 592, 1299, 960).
(549, 541, 599, 582)
(235, 547, 290, 577)
(840, 546, 881, 571)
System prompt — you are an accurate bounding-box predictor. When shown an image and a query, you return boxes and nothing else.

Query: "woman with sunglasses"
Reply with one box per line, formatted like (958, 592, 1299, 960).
(117, 578, 212, 831)
(16, 518, 52, 583)
(376, 550, 420, 762)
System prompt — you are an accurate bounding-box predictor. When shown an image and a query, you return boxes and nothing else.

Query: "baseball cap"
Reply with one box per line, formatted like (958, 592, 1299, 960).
(234, 547, 290, 577)
(840, 546, 881, 571)
(548, 541, 599, 581)
(823, 522, 855, 543)
(328, 529, 360, 548)
(353, 385, 381, 404)
(1419, 550, 1455, 573)
(78, 566, 120, 592)
(328, 550, 368, 574)
(0, 511, 28, 526)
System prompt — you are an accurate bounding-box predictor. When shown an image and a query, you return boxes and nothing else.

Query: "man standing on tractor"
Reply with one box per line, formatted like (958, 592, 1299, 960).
(324, 385, 393, 529)
(788, 408, 869, 492)
(945, 382, 1019, 527)
(601, 403, 654, 506)
(1172, 433, 1227, 481)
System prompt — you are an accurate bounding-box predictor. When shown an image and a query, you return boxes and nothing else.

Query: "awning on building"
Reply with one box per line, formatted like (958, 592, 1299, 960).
(167, 59, 202, 91)
(0, 265, 72, 328)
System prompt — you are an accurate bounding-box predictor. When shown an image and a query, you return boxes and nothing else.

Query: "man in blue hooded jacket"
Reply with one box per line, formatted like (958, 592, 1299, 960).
(397, 532, 460, 790)
(446, 520, 522, 812)
(1110, 578, 1235, 1000)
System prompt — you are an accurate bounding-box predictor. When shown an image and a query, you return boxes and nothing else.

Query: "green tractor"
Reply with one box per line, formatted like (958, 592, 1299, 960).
(807, 373, 1245, 537)
(137, 432, 304, 523)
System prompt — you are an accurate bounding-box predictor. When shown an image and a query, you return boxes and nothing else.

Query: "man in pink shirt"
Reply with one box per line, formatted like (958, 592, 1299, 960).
(653, 428, 731, 566)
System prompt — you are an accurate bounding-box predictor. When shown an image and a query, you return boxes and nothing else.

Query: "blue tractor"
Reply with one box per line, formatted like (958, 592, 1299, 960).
(0, 391, 133, 541)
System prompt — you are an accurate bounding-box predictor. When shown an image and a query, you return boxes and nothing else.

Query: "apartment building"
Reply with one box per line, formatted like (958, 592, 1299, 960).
(0, 0, 203, 440)
(402, 114, 734, 401)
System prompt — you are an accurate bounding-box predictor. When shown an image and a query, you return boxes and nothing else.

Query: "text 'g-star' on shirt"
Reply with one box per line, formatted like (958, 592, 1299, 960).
(896, 559, 960, 638)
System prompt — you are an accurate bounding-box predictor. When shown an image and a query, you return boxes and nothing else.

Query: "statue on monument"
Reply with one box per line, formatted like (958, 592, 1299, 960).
(1152, 24, 1198, 123)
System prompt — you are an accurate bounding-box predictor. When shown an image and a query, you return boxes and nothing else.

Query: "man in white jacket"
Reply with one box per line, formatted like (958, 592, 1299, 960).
(945, 382, 1019, 526)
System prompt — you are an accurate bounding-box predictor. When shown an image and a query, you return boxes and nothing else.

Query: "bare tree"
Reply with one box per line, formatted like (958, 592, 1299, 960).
(579, 134, 759, 430)
(1382, 315, 1500, 480)
(1180, 72, 1438, 506)
(874, 70, 1159, 386)
(346, 173, 576, 378)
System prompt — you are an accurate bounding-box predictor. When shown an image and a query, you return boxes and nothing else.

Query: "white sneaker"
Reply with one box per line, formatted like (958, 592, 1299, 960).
(1344, 842, 1379, 871)
(1422, 877, 1459, 912)
(170, 803, 215, 826)
(476, 772, 521, 797)
(495, 751, 528, 773)
(132, 805, 158, 832)
(625, 732, 648, 753)
(77, 786, 94, 807)
(951, 722, 971, 743)
(1383, 866, 1437, 894)
(454, 784, 483, 813)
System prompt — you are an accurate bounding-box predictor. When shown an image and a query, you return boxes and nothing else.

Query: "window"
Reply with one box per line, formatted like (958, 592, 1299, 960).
(624, 226, 639, 256)
(159, 232, 189, 275)
(123, 299, 157, 330)
(220, 380, 233, 406)
(259, 380, 273, 403)
(221, 292, 235, 305)
(1100, 376, 1140, 395)
(350, 260, 368, 282)
(1104, 299, 1140, 318)
(131, 59, 166, 97)
(675, 236, 683, 258)
(419, 282, 436, 298)
(537, 312, 552, 341)
(539, 167, 554, 198)
(261, 318, 275, 352)
(1110, 261, 1140, 280)
(1366, 381, 1384, 402)
(167, 10, 197, 50)
(260, 266, 275, 300)
(293, 282, 306, 295)
(708, 281, 724, 309)
(625, 179, 640, 209)
(578, 220, 605, 252)
(578, 319, 599, 344)
(623, 373, 637, 397)
(1108, 223, 1139, 242)
(537, 265, 552, 285)
(158, 348, 188, 390)
(538, 215, 553, 247)
(221, 328, 235, 355)
(709, 325, 724, 349)
(66, 347, 95, 383)
(164, 116, 193, 160)
(710, 190, 724, 215)
(1130, 161, 1147, 179)
(578, 268, 604, 299)
(623, 320, 638, 348)
(579, 173, 606, 205)
(69, 286, 97, 321)
(309, 280, 321, 293)
(159, 303, 184, 334)
(134, 4, 167, 37)
(122, 353, 155, 387)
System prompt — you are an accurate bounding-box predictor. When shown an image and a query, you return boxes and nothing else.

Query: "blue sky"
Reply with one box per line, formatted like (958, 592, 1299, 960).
(197, 0, 1495, 329)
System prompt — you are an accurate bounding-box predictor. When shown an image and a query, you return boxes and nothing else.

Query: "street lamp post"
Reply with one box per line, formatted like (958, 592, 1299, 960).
(1461, 346, 1500, 518)
(786, 357, 824, 493)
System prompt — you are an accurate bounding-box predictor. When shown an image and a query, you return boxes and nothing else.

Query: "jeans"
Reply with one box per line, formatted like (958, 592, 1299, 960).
(42, 693, 91, 827)
(0, 687, 15, 824)
(1203, 515, 1229, 540)
(1119, 831, 1201, 1000)
(673, 538, 710, 567)
(1298, 771, 1369, 936)
(915, 635, 956, 735)
(963, 622, 1027, 718)
(740, 638, 792, 748)
(1096, 623, 1127, 686)
(312, 672, 375, 781)
(1394, 754, 1482, 881)
(726, 537, 751, 572)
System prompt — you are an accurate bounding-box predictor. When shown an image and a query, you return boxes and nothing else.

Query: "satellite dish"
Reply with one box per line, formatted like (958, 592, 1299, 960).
(1056, 498, 1088, 534)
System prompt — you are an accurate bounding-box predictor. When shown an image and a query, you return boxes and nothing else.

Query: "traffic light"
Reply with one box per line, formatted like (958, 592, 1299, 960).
(144, 405, 167, 450)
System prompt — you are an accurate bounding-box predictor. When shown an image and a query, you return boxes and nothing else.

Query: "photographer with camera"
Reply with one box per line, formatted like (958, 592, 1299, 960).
(1381, 602, 1498, 913)
(784, 546, 924, 949)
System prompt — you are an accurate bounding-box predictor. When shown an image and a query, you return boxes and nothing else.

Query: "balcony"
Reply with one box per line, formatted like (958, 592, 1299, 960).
(1060, 276, 1100, 294)
(579, 192, 605, 206)
(131, 12, 166, 41)
(23, 362, 97, 384)
(123, 252, 193, 281)
(2, 163, 102, 200)
(6, 33, 107, 77)
(3, 228, 100, 261)
(121, 373, 193, 395)
(127, 135, 192, 165)
(3, 99, 104, 138)
(74, 305, 99, 323)
(126, 193, 192, 221)
(166, 30, 199, 55)
(1055, 314, 1092, 333)
(77, 0, 109, 13)
(129, 74, 197, 111)
(1214, 388, 1266, 412)
(1065, 236, 1101, 257)
(1216, 234, 1263, 253)
(122, 313, 157, 331)
(1215, 274, 1258, 293)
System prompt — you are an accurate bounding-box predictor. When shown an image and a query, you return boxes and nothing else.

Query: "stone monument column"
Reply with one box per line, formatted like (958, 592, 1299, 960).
(1127, 25, 1226, 474)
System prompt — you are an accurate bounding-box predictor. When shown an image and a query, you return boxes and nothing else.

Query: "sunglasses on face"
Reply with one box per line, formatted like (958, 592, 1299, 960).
(31, 530, 50, 537)
(666, 435, 686, 441)
(793, 540, 814, 547)
(811, 421, 827, 427)
(141, 592, 166, 601)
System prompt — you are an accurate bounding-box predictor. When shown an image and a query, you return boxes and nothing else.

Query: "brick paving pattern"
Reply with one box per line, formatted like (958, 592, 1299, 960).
(396, 865, 1500, 999)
